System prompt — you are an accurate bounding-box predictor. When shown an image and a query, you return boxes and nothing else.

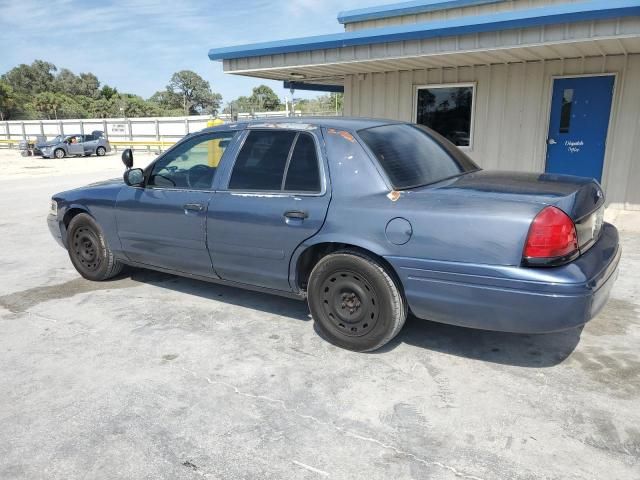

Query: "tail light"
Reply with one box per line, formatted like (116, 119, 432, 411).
(523, 206, 579, 266)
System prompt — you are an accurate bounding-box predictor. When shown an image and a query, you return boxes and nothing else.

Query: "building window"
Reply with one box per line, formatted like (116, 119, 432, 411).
(415, 84, 475, 148)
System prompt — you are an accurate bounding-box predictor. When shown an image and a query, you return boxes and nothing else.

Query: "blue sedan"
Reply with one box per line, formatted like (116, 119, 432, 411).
(47, 118, 620, 351)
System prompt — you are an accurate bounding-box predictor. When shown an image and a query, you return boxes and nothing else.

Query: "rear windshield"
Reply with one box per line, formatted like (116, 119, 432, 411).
(357, 123, 479, 190)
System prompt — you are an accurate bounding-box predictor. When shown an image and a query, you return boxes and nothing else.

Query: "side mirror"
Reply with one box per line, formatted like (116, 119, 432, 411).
(123, 168, 144, 186)
(121, 148, 134, 169)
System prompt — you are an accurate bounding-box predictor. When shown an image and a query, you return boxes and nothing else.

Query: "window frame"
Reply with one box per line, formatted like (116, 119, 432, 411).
(224, 128, 326, 197)
(413, 82, 476, 151)
(143, 130, 240, 192)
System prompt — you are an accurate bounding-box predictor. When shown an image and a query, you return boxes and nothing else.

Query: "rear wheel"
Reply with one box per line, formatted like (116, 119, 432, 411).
(96, 146, 106, 156)
(307, 250, 407, 352)
(54, 148, 65, 159)
(67, 213, 123, 281)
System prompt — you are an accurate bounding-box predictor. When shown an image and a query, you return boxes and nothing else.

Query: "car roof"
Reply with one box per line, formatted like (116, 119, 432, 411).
(198, 116, 405, 134)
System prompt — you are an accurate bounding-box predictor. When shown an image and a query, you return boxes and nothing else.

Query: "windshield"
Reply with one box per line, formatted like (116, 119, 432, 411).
(357, 123, 479, 190)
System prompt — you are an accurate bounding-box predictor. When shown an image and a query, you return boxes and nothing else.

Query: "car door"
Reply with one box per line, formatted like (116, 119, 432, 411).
(67, 136, 84, 156)
(82, 134, 97, 154)
(207, 128, 331, 291)
(115, 130, 239, 277)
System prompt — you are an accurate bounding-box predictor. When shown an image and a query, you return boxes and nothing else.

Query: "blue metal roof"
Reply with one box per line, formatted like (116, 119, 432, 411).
(337, 0, 503, 24)
(208, 0, 640, 62)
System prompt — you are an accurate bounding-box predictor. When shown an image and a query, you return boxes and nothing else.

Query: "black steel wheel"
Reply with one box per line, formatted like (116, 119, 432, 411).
(308, 250, 407, 352)
(67, 213, 123, 281)
(96, 146, 106, 156)
(72, 226, 102, 272)
(54, 148, 65, 159)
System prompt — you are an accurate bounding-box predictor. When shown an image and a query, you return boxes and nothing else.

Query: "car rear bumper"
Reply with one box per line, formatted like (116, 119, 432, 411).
(385, 223, 620, 333)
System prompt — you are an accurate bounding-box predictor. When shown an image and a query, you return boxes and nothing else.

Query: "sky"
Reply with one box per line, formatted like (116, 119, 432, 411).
(0, 0, 383, 104)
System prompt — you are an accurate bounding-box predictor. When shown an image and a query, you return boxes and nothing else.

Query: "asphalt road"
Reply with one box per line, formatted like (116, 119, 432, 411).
(1, 150, 639, 479)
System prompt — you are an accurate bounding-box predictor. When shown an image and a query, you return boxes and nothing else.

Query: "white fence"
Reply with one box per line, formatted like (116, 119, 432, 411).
(0, 111, 316, 148)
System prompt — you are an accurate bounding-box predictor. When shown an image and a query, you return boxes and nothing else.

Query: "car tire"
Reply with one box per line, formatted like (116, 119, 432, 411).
(67, 213, 123, 281)
(96, 146, 106, 156)
(307, 250, 407, 352)
(54, 148, 65, 159)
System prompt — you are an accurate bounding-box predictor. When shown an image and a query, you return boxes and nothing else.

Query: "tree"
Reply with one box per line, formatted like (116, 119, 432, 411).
(149, 89, 182, 110)
(1, 60, 57, 94)
(88, 97, 115, 118)
(0, 61, 222, 119)
(0, 81, 15, 120)
(54, 68, 80, 95)
(100, 85, 118, 100)
(249, 85, 281, 111)
(293, 93, 343, 115)
(32, 92, 64, 119)
(167, 70, 222, 115)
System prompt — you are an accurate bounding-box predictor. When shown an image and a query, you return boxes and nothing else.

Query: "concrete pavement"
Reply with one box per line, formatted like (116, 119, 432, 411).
(0, 149, 638, 479)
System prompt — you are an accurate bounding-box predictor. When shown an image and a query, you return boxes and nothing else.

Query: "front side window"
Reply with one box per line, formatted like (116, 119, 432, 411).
(358, 123, 479, 190)
(228, 130, 322, 192)
(416, 85, 474, 147)
(148, 131, 236, 190)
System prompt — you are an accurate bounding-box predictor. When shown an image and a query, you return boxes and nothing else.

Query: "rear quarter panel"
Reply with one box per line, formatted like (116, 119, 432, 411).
(290, 128, 541, 282)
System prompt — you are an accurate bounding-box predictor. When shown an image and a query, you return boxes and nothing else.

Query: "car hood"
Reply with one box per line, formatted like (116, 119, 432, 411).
(83, 177, 124, 188)
(37, 141, 59, 148)
(411, 170, 603, 220)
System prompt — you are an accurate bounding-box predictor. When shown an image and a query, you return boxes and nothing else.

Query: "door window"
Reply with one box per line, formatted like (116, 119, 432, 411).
(559, 88, 574, 133)
(148, 131, 237, 190)
(283, 133, 321, 192)
(229, 130, 297, 191)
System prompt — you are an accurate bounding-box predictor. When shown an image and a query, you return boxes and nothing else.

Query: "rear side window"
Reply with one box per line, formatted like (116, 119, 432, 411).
(358, 124, 478, 189)
(229, 131, 296, 190)
(284, 133, 320, 192)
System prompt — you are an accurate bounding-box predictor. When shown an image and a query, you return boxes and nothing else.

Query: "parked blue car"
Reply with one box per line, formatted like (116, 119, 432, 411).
(47, 118, 620, 351)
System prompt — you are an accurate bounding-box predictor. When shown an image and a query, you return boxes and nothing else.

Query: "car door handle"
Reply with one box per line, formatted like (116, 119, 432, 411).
(284, 210, 308, 219)
(184, 203, 204, 212)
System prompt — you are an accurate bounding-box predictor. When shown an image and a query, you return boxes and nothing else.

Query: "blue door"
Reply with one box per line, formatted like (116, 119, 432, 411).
(115, 130, 239, 277)
(545, 75, 614, 182)
(207, 129, 330, 292)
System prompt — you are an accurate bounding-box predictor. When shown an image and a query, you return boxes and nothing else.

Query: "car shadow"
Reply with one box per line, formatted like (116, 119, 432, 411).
(123, 269, 581, 367)
(376, 314, 583, 367)
(124, 268, 311, 322)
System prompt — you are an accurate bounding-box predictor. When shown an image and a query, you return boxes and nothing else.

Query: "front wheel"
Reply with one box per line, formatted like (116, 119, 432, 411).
(67, 213, 123, 281)
(307, 250, 407, 352)
(54, 148, 65, 159)
(96, 146, 106, 156)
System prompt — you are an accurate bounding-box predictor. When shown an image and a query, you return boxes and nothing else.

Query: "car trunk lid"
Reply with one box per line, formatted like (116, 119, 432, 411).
(433, 170, 603, 217)
(421, 170, 606, 254)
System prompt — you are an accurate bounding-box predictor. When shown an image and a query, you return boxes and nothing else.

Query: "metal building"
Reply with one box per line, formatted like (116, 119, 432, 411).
(209, 0, 640, 209)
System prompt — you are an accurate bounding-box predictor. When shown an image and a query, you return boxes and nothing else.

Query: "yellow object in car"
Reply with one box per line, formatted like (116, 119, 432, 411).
(207, 118, 225, 167)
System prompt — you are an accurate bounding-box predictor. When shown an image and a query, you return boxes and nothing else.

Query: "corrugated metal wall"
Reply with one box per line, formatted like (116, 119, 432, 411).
(344, 0, 587, 31)
(344, 54, 640, 209)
